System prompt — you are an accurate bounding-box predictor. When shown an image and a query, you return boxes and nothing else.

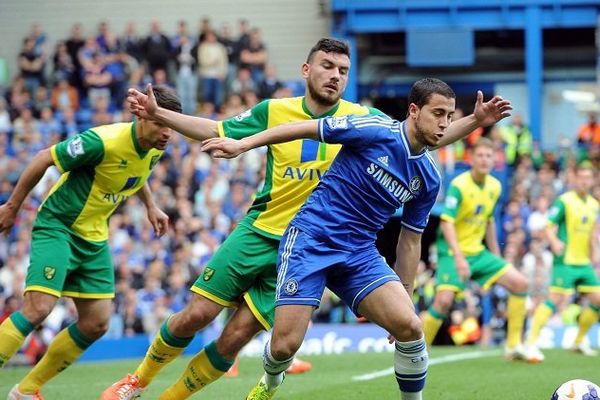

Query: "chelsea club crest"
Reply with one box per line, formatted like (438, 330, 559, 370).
(409, 176, 423, 194)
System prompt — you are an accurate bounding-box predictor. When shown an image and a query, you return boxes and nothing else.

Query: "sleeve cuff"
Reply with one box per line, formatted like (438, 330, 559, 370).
(318, 119, 325, 142)
(217, 122, 226, 138)
(401, 221, 424, 233)
(50, 145, 65, 173)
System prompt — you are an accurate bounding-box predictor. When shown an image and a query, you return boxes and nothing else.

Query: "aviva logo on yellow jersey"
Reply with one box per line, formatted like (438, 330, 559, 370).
(282, 139, 328, 181)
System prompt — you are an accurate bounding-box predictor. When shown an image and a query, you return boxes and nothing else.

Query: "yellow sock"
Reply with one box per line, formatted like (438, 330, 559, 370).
(423, 307, 445, 347)
(19, 324, 92, 394)
(160, 341, 233, 400)
(0, 312, 35, 368)
(506, 294, 527, 348)
(574, 307, 600, 345)
(526, 301, 555, 346)
(135, 320, 192, 388)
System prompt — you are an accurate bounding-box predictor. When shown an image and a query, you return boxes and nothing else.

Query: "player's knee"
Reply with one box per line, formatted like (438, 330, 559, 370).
(22, 300, 54, 326)
(394, 315, 423, 342)
(270, 337, 301, 361)
(78, 318, 109, 340)
(177, 306, 212, 333)
(509, 274, 529, 294)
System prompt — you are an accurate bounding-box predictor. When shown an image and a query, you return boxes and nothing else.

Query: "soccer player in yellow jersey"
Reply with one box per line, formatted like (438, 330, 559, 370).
(422, 138, 529, 359)
(525, 161, 600, 362)
(102, 38, 512, 400)
(0, 86, 181, 399)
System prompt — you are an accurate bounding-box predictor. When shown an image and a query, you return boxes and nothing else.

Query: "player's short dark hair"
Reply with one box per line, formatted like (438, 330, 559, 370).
(408, 78, 456, 109)
(306, 38, 350, 63)
(148, 85, 182, 114)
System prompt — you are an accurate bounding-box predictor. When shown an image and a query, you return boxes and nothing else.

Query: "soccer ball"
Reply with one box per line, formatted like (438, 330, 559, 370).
(551, 380, 600, 400)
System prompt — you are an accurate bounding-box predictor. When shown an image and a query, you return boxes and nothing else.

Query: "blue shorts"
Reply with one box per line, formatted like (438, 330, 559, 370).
(276, 226, 400, 314)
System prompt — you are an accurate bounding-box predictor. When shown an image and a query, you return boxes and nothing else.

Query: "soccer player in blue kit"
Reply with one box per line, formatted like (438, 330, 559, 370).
(202, 78, 512, 400)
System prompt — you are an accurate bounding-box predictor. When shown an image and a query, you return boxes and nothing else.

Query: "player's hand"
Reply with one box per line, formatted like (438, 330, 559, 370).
(201, 137, 245, 159)
(0, 204, 17, 235)
(387, 334, 395, 344)
(550, 239, 564, 256)
(472, 90, 513, 127)
(147, 206, 169, 237)
(127, 84, 158, 120)
(455, 255, 471, 281)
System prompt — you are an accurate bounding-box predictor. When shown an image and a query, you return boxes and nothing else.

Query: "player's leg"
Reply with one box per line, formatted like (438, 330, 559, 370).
(247, 305, 314, 400)
(100, 293, 224, 400)
(572, 267, 600, 355)
(526, 262, 573, 362)
(358, 281, 427, 400)
(247, 226, 334, 400)
(471, 251, 528, 357)
(0, 228, 69, 371)
(17, 298, 111, 395)
(423, 290, 456, 346)
(159, 301, 265, 400)
(422, 251, 463, 346)
(492, 265, 529, 356)
(331, 249, 424, 400)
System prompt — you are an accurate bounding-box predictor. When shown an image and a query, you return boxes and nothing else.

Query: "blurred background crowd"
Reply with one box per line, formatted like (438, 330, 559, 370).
(0, 18, 599, 365)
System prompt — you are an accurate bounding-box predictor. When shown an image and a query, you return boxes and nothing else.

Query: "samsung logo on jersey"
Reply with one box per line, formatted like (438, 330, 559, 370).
(282, 167, 327, 181)
(366, 163, 415, 203)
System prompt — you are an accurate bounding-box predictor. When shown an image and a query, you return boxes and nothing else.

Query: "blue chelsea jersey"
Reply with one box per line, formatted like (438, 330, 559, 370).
(291, 114, 441, 249)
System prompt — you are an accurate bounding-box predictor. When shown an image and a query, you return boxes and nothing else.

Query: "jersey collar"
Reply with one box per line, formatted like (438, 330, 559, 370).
(130, 121, 149, 159)
(301, 97, 341, 119)
(399, 121, 426, 159)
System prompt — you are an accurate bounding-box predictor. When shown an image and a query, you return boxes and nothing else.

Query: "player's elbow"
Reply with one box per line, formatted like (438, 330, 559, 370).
(36, 148, 55, 168)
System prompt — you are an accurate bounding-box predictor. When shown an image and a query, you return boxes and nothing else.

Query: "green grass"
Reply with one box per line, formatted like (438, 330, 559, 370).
(1, 347, 598, 399)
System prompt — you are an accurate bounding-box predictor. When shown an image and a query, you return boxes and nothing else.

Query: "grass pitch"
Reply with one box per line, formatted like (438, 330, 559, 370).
(1, 347, 598, 399)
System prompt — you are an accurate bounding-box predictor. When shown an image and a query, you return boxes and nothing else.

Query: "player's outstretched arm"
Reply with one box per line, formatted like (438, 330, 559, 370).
(431, 90, 512, 150)
(128, 84, 219, 141)
(201, 120, 319, 158)
(0, 148, 55, 234)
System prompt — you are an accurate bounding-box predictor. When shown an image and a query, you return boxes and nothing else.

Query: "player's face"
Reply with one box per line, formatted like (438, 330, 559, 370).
(303, 51, 350, 107)
(471, 146, 494, 175)
(144, 120, 173, 150)
(410, 94, 455, 147)
(576, 169, 594, 193)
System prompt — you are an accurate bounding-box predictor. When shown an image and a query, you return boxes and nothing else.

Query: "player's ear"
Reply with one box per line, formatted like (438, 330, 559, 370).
(408, 103, 419, 119)
(301, 63, 310, 79)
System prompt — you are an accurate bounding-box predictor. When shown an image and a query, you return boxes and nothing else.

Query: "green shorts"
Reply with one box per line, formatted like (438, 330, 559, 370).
(26, 227, 114, 299)
(435, 249, 510, 293)
(192, 223, 278, 330)
(550, 262, 600, 294)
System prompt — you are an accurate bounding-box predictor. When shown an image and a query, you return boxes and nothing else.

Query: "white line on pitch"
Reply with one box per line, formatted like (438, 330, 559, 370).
(351, 349, 502, 381)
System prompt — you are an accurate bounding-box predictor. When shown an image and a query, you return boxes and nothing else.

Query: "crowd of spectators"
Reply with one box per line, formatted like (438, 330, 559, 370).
(0, 19, 599, 364)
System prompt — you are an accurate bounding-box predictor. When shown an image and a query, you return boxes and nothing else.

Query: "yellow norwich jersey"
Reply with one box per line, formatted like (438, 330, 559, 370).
(438, 171, 502, 256)
(39, 122, 162, 242)
(548, 191, 600, 266)
(217, 97, 384, 239)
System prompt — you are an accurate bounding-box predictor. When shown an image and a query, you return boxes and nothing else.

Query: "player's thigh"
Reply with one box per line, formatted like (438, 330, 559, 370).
(469, 250, 511, 290)
(25, 228, 73, 298)
(328, 247, 400, 315)
(434, 253, 467, 293)
(271, 304, 315, 356)
(493, 265, 528, 293)
(191, 224, 279, 307)
(64, 235, 114, 299)
(357, 280, 421, 341)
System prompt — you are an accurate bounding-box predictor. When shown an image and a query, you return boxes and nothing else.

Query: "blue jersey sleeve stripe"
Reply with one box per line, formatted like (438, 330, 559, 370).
(401, 221, 424, 233)
(318, 119, 325, 142)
